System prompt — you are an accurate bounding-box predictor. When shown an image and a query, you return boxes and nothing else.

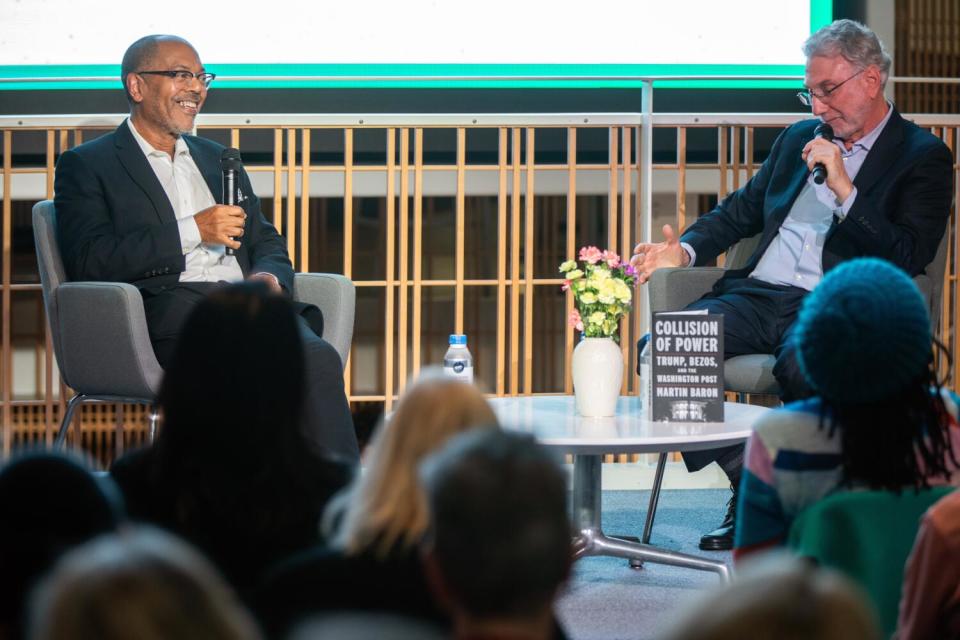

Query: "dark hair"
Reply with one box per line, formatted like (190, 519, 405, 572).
(420, 430, 571, 617)
(152, 283, 340, 546)
(120, 34, 193, 103)
(0, 452, 122, 638)
(823, 355, 957, 493)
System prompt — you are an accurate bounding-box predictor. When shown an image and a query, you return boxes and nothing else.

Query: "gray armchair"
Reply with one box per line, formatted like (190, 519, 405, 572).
(648, 232, 949, 398)
(32, 200, 355, 448)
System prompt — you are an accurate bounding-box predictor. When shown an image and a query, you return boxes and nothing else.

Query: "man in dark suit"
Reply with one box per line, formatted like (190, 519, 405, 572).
(631, 19, 953, 550)
(54, 35, 359, 462)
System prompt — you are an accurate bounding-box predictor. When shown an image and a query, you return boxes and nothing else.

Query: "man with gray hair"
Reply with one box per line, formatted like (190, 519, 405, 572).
(420, 430, 571, 640)
(630, 19, 953, 551)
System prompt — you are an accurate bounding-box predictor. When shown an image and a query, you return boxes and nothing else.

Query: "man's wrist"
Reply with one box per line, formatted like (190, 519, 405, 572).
(833, 180, 855, 206)
(679, 242, 695, 267)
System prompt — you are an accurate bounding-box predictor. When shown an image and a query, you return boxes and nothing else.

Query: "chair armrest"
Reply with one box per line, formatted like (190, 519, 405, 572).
(648, 267, 725, 313)
(56, 282, 163, 398)
(293, 273, 355, 369)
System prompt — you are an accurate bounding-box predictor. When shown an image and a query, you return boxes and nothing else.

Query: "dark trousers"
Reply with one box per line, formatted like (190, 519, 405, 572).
(666, 277, 811, 473)
(142, 283, 360, 463)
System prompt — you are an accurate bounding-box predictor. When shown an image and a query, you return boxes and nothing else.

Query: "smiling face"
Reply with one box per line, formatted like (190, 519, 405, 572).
(126, 40, 207, 152)
(803, 53, 886, 143)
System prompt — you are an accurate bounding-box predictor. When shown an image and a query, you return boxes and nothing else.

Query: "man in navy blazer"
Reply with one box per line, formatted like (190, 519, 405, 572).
(631, 20, 953, 550)
(54, 35, 359, 462)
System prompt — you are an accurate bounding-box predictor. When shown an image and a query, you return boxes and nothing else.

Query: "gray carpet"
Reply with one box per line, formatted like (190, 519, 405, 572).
(556, 489, 732, 640)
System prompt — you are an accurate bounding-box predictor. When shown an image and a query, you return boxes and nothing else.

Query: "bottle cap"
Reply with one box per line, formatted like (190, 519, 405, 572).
(449, 334, 467, 345)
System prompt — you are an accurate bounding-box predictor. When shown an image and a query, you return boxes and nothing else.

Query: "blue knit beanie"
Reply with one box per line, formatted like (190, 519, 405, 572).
(794, 258, 932, 405)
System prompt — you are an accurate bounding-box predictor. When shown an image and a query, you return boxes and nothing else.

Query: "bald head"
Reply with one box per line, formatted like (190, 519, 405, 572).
(121, 35, 197, 104)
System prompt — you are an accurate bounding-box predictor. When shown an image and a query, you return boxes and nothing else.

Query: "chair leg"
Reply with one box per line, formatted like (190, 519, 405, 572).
(147, 406, 160, 442)
(55, 394, 86, 449)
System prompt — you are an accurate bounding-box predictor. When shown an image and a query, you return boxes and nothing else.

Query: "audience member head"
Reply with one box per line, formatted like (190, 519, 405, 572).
(289, 613, 446, 640)
(420, 430, 571, 640)
(658, 554, 881, 640)
(153, 282, 342, 541)
(158, 281, 304, 458)
(0, 451, 122, 639)
(325, 369, 498, 557)
(28, 527, 260, 640)
(793, 257, 955, 491)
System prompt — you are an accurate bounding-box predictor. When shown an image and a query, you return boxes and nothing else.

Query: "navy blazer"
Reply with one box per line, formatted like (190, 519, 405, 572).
(54, 121, 294, 294)
(681, 109, 954, 280)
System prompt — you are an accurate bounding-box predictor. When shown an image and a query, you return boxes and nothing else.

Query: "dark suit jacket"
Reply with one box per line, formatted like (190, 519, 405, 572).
(681, 109, 954, 280)
(54, 121, 295, 295)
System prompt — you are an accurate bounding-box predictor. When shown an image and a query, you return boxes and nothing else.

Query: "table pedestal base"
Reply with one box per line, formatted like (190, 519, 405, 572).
(571, 454, 730, 581)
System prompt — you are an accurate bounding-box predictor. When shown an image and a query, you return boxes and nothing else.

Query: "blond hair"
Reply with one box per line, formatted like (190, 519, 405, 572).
(29, 527, 260, 640)
(324, 370, 498, 557)
(659, 554, 880, 640)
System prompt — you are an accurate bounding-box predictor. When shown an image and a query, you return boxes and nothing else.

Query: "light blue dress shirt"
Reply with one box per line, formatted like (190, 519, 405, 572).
(683, 104, 894, 292)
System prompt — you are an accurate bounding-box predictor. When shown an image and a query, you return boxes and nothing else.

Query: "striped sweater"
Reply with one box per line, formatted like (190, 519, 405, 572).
(733, 390, 960, 560)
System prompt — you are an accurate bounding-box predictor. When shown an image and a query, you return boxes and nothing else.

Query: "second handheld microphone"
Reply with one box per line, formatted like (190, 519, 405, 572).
(811, 123, 834, 185)
(221, 147, 243, 256)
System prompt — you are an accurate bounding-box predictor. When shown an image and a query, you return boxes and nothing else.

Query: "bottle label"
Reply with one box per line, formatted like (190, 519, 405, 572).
(444, 363, 474, 383)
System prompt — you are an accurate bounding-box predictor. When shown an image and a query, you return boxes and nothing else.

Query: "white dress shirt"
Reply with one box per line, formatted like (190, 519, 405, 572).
(127, 119, 244, 283)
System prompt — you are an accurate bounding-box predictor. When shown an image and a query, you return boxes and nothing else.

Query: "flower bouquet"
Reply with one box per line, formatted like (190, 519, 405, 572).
(560, 246, 638, 342)
(560, 246, 638, 417)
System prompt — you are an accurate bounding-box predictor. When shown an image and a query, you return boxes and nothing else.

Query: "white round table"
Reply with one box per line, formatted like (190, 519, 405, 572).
(489, 395, 771, 581)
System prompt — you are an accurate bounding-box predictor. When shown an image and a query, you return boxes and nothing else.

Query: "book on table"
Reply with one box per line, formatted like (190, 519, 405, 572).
(649, 310, 724, 422)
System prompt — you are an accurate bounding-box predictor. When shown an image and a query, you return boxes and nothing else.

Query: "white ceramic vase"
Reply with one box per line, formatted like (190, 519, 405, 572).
(572, 337, 623, 417)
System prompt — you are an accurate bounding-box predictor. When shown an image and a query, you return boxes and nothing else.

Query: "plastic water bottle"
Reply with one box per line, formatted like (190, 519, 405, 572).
(639, 334, 652, 420)
(443, 334, 474, 383)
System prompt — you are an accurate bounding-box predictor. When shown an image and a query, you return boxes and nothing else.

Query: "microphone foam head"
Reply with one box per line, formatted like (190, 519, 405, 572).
(814, 122, 834, 141)
(221, 147, 243, 170)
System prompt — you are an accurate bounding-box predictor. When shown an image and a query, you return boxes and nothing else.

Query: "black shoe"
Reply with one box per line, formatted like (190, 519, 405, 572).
(699, 491, 736, 551)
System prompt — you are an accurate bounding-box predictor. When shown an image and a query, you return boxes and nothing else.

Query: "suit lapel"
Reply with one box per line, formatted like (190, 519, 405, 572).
(184, 136, 224, 204)
(772, 154, 810, 227)
(113, 121, 176, 224)
(851, 108, 905, 195)
(758, 138, 811, 252)
(184, 135, 250, 268)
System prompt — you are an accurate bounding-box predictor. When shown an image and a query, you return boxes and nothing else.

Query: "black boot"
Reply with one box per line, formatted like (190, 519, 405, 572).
(699, 485, 737, 551)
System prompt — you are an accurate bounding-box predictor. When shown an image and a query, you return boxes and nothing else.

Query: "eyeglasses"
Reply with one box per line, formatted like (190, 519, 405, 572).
(136, 70, 216, 88)
(797, 69, 864, 107)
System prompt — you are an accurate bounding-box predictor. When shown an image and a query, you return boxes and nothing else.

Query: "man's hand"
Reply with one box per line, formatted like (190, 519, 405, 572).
(802, 137, 854, 204)
(249, 272, 282, 293)
(194, 205, 245, 250)
(630, 224, 689, 284)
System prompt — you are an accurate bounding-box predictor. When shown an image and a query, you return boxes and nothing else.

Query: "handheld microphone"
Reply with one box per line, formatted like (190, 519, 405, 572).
(812, 123, 834, 185)
(221, 147, 243, 256)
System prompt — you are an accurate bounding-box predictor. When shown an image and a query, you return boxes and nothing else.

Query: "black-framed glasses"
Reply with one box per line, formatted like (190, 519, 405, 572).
(797, 69, 864, 107)
(136, 70, 216, 88)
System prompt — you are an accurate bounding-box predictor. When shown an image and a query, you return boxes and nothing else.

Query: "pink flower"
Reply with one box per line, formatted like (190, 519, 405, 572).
(561, 280, 571, 292)
(579, 246, 603, 265)
(602, 250, 621, 268)
(568, 309, 584, 332)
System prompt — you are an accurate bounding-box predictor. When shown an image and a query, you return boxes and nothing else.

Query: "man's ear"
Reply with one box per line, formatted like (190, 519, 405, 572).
(126, 73, 145, 104)
(863, 65, 884, 99)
